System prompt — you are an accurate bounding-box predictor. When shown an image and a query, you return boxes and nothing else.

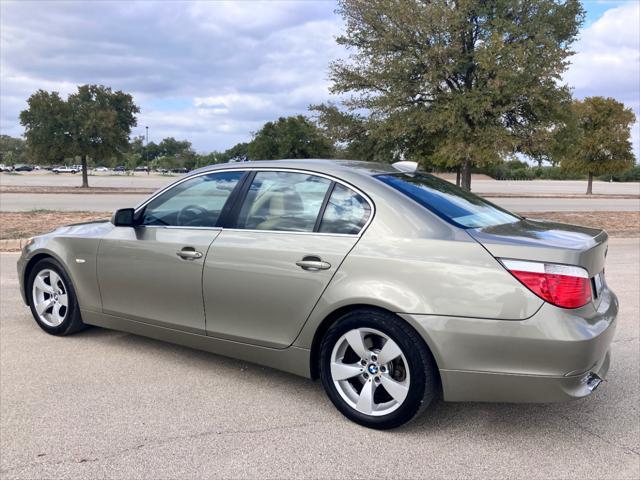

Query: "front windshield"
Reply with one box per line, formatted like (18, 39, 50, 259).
(376, 172, 520, 229)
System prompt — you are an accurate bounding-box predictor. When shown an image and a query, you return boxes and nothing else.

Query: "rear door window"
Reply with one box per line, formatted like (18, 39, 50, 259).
(376, 172, 520, 228)
(236, 171, 332, 232)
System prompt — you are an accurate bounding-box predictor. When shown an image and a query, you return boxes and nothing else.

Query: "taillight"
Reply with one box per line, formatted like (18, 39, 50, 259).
(500, 259, 592, 309)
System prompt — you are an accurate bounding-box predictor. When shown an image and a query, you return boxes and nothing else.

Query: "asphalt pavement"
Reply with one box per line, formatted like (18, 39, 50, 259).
(2, 172, 639, 195)
(0, 238, 638, 479)
(2, 173, 638, 212)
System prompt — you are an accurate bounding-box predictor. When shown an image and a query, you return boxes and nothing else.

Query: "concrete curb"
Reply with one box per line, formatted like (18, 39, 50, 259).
(0, 238, 26, 252)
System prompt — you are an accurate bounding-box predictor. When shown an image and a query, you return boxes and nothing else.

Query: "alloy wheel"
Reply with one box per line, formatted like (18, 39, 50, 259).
(32, 269, 68, 327)
(330, 327, 410, 416)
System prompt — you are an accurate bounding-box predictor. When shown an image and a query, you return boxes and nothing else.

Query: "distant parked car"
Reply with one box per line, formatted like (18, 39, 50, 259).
(94, 166, 110, 172)
(0, 164, 13, 172)
(52, 166, 79, 174)
(114, 165, 126, 172)
(13, 164, 35, 172)
(134, 166, 149, 172)
(171, 167, 189, 174)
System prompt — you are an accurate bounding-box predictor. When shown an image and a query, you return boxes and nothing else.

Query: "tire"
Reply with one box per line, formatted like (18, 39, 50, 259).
(319, 308, 438, 429)
(27, 258, 86, 336)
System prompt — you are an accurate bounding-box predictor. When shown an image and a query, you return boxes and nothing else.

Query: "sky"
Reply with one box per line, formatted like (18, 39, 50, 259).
(1, 0, 638, 158)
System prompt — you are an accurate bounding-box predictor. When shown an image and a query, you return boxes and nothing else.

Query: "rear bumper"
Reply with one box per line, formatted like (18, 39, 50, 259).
(400, 287, 618, 403)
(440, 349, 610, 403)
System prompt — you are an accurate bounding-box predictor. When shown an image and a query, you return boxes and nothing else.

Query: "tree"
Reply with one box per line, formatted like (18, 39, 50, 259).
(321, 0, 584, 190)
(221, 142, 249, 163)
(156, 137, 197, 170)
(20, 85, 139, 187)
(562, 97, 636, 194)
(0, 135, 31, 164)
(311, 103, 401, 161)
(247, 115, 335, 160)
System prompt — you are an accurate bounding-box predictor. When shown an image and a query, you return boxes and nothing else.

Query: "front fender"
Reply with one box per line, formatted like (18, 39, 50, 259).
(18, 222, 112, 312)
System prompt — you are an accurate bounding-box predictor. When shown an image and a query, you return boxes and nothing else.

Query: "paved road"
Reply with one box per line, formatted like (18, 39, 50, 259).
(1, 192, 639, 212)
(0, 193, 147, 212)
(2, 171, 639, 195)
(1, 239, 638, 479)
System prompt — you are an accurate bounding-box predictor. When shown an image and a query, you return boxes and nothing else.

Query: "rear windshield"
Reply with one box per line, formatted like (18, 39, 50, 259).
(376, 172, 520, 229)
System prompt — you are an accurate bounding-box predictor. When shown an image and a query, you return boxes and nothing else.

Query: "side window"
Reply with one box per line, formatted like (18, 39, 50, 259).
(236, 171, 331, 232)
(319, 184, 371, 235)
(141, 171, 244, 227)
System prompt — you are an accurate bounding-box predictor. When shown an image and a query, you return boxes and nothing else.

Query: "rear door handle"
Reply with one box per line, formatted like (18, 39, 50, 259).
(176, 248, 203, 260)
(296, 256, 331, 271)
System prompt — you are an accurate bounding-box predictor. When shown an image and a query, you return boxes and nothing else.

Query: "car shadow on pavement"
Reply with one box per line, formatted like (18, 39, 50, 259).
(72, 325, 606, 436)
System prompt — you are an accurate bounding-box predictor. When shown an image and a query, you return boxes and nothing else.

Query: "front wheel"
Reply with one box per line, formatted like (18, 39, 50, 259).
(319, 309, 438, 429)
(27, 258, 86, 336)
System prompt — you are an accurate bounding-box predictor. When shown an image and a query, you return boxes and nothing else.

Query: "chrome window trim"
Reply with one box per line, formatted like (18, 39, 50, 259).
(139, 225, 223, 231)
(134, 167, 376, 237)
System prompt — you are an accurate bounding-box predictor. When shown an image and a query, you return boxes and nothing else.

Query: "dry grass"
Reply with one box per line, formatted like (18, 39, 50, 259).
(521, 211, 640, 237)
(0, 210, 638, 244)
(0, 211, 108, 240)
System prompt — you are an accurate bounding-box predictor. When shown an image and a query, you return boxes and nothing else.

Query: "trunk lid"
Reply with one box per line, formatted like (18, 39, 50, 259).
(468, 217, 608, 277)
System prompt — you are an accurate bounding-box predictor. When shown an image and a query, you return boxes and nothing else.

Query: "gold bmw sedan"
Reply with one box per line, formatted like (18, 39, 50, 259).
(18, 160, 617, 429)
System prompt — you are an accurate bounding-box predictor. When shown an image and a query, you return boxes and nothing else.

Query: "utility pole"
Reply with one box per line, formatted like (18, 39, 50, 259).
(145, 126, 149, 174)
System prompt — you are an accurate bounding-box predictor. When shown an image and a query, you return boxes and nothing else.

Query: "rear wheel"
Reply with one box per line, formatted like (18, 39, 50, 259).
(319, 309, 438, 429)
(27, 258, 85, 336)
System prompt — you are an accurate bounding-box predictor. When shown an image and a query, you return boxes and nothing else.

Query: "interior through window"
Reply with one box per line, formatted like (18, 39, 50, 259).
(318, 184, 371, 235)
(236, 171, 331, 232)
(141, 171, 244, 227)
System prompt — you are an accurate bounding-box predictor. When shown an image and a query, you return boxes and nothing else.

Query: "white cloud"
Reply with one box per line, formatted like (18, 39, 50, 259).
(0, 0, 342, 151)
(564, 2, 640, 159)
(1, 0, 638, 158)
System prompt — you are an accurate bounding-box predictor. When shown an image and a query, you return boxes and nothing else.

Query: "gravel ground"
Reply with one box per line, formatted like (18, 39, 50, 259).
(0, 238, 638, 479)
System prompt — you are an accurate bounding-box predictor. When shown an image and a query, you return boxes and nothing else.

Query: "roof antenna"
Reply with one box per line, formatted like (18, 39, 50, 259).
(392, 161, 418, 173)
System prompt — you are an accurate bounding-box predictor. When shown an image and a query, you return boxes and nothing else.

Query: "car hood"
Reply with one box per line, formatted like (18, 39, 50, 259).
(42, 220, 114, 239)
(468, 218, 608, 277)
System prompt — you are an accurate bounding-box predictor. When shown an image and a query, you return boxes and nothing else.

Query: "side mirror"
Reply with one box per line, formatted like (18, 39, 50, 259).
(111, 208, 136, 227)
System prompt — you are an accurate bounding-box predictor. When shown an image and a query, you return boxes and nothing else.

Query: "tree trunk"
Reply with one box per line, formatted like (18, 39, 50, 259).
(81, 155, 89, 188)
(461, 158, 472, 191)
(455, 167, 461, 187)
(586, 171, 593, 195)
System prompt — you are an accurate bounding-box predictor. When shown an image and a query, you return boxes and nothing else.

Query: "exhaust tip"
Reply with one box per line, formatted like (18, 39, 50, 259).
(584, 372, 603, 392)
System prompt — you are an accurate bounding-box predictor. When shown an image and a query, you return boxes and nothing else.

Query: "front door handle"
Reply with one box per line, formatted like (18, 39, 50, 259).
(296, 256, 331, 271)
(176, 248, 203, 260)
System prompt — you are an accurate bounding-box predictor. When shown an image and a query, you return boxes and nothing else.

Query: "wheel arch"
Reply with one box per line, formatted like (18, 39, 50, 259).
(309, 304, 442, 385)
(23, 251, 75, 304)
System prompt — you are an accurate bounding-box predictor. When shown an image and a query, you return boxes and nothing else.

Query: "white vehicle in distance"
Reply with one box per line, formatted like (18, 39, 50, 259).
(94, 166, 110, 172)
(52, 166, 80, 174)
(0, 164, 13, 172)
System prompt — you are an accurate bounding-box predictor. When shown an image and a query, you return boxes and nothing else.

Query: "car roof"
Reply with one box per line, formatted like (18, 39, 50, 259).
(189, 159, 398, 179)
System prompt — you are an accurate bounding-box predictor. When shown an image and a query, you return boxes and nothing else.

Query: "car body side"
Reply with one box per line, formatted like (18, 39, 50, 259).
(17, 160, 617, 403)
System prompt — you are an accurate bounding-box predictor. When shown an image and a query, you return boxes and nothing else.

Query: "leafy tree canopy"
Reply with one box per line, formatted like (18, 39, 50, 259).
(0, 135, 32, 164)
(20, 85, 139, 187)
(318, 0, 584, 189)
(218, 142, 249, 163)
(247, 115, 335, 160)
(311, 103, 402, 162)
(562, 96, 636, 194)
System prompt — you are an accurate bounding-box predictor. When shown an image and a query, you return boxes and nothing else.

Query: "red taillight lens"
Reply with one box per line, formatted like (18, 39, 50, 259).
(500, 259, 592, 309)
